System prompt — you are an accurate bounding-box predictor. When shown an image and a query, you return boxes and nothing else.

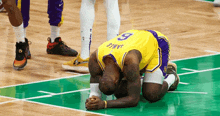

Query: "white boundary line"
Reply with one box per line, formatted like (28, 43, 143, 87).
(171, 53, 220, 62)
(24, 99, 113, 116)
(0, 91, 111, 116)
(0, 73, 89, 89)
(195, 0, 214, 3)
(178, 67, 220, 76)
(181, 68, 198, 72)
(168, 91, 208, 94)
(179, 82, 189, 85)
(38, 88, 90, 97)
(0, 97, 111, 116)
(205, 50, 220, 54)
(0, 99, 20, 105)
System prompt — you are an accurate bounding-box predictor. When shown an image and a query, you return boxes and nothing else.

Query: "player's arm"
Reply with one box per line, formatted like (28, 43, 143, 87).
(86, 50, 103, 101)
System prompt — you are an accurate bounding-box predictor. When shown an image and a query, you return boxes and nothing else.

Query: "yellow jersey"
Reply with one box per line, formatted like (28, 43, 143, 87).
(97, 29, 169, 72)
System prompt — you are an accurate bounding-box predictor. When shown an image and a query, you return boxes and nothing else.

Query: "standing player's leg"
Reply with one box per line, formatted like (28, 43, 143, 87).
(2, 0, 31, 70)
(62, 0, 96, 73)
(104, 0, 120, 41)
(46, 0, 78, 56)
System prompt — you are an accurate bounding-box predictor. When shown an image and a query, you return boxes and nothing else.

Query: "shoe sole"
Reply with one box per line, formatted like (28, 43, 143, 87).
(13, 60, 27, 71)
(47, 52, 78, 57)
(27, 50, 31, 59)
(62, 65, 89, 73)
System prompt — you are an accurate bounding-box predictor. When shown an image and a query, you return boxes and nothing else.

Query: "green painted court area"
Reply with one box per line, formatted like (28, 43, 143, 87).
(0, 54, 220, 116)
(196, 0, 215, 3)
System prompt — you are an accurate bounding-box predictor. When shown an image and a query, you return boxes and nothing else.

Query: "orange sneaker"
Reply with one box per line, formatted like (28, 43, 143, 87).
(13, 38, 31, 70)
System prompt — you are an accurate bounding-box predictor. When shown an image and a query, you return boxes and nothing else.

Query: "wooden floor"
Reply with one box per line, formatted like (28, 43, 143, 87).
(0, 0, 220, 115)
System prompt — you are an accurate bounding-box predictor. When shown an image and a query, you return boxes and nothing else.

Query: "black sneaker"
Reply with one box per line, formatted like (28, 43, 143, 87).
(13, 38, 31, 70)
(167, 63, 180, 91)
(46, 37, 78, 56)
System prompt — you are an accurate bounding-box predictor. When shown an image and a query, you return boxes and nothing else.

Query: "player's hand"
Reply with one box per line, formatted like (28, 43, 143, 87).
(85, 96, 105, 110)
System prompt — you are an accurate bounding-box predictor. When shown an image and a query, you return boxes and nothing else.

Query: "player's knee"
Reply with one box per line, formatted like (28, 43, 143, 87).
(99, 77, 116, 95)
(142, 91, 160, 103)
(2, 0, 15, 11)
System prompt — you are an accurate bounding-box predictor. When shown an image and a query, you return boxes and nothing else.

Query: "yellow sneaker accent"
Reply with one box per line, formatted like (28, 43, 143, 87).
(62, 54, 89, 73)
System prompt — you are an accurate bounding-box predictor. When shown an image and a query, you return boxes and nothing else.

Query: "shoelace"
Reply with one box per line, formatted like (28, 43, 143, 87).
(28, 41, 32, 45)
(60, 41, 71, 50)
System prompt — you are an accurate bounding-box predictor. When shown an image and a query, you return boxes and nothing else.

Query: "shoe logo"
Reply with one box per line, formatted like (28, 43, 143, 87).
(74, 60, 88, 65)
(59, 3, 63, 7)
(19, 49, 23, 53)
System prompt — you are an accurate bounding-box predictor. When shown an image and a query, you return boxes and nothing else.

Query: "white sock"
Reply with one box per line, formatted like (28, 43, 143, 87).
(104, 0, 120, 41)
(50, 26, 60, 43)
(12, 23, 25, 43)
(24, 28, 26, 38)
(164, 74, 176, 90)
(80, 0, 95, 59)
(89, 83, 102, 98)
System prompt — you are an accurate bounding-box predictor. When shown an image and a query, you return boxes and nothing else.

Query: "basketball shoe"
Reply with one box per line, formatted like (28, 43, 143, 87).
(47, 37, 78, 56)
(62, 54, 89, 73)
(167, 62, 180, 91)
(13, 38, 31, 70)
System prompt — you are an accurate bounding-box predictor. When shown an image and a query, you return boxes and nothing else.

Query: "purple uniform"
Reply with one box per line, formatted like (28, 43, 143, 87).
(16, 0, 64, 28)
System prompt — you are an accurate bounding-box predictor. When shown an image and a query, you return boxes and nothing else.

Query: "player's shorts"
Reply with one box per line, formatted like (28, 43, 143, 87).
(16, 0, 30, 28)
(47, 0, 64, 26)
(143, 30, 170, 84)
(15, 0, 64, 28)
(145, 30, 170, 77)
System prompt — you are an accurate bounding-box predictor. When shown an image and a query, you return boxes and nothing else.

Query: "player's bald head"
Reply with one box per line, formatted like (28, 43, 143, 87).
(99, 76, 116, 95)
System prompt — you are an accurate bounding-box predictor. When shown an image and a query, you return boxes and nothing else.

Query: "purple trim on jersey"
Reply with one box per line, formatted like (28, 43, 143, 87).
(16, 0, 30, 28)
(96, 51, 104, 71)
(121, 52, 127, 67)
(147, 48, 162, 73)
(102, 54, 117, 63)
(47, 0, 64, 26)
(89, 29, 92, 54)
(147, 30, 170, 77)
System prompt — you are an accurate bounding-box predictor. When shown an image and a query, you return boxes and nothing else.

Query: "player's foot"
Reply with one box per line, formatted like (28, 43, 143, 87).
(13, 38, 31, 70)
(62, 54, 89, 73)
(167, 63, 180, 91)
(47, 37, 78, 56)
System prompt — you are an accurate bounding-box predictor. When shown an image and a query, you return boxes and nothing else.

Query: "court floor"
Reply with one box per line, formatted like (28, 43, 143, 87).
(0, 54, 219, 116)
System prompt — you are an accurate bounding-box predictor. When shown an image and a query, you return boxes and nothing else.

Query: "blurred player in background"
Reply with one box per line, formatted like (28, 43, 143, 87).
(2, 0, 78, 70)
(62, 0, 120, 73)
(85, 29, 180, 110)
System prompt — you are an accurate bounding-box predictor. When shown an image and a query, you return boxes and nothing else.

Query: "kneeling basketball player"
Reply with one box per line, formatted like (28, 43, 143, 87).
(85, 29, 180, 110)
